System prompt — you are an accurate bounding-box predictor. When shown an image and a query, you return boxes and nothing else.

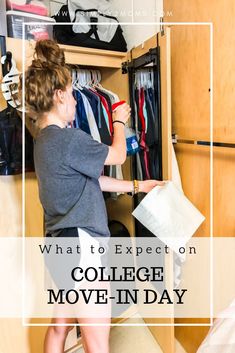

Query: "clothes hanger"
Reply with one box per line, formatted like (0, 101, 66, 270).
(136, 71, 140, 90)
(78, 69, 84, 87)
(90, 70, 95, 86)
(97, 70, 101, 84)
(72, 65, 78, 87)
(147, 70, 151, 89)
(146, 70, 150, 88)
(72, 68, 77, 85)
(90, 69, 101, 88)
(91, 70, 95, 85)
(83, 69, 91, 89)
(74, 68, 83, 89)
(141, 71, 144, 88)
(94, 70, 99, 85)
(87, 70, 91, 84)
(83, 70, 88, 86)
(143, 71, 147, 88)
(149, 69, 154, 88)
(92, 70, 96, 85)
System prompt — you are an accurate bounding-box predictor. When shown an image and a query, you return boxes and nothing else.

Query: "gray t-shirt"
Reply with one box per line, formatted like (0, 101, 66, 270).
(34, 125, 110, 238)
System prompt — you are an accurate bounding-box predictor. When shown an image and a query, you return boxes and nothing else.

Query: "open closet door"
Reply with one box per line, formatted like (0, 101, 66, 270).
(159, 26, 172, 181)
(146, 27, 175, 353)
(127, 27, 174, 353)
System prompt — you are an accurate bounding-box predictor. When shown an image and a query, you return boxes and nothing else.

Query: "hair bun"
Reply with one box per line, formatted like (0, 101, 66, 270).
(31, 59, 51, 69)
(32, 40, 66, 69)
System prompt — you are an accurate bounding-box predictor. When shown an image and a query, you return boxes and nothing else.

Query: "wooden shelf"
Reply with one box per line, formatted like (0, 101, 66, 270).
(5, 37, 127, 70)
(61, 43, 127, 68)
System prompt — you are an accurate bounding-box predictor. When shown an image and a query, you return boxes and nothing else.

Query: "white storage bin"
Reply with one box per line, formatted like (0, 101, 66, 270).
(0, 1, 7, 36)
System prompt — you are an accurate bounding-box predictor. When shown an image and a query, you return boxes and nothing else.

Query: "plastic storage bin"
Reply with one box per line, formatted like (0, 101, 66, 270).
(6, 0, 48, 17)
(0, 1, 7, 36)
(7, 11, 55, 40)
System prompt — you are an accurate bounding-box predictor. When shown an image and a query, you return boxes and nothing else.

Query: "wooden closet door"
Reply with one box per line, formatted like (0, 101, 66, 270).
(158, 27, 172, 181)
(130, 28, 172, 180)
(131, 28, 174, 353)
(146, 27, 174, 353)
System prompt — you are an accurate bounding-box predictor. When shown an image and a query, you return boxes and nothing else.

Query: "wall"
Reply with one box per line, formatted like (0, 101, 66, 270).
(111, 0, 163, 49)
(49, 0, 66, 17)
(163, 0, 235, 352)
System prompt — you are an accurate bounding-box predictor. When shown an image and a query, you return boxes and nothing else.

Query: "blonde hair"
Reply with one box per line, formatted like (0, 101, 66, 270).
(20, 40, 71, 123)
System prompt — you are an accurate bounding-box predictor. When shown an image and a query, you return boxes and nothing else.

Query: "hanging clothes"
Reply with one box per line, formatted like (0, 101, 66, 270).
(71, 68, 124, 199)
(131, 68, 162, 181)
(73, 90, 91, 134)
(79, 90, 101, 142)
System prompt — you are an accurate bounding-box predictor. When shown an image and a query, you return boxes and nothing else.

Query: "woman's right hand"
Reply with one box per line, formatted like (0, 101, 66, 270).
(139, 180, 166, 193)
(112, 103, 131, 124)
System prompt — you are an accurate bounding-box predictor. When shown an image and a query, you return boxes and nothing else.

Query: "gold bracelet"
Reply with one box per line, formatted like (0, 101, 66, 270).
(127, 180, 139, 196)
(133, 179, 139, 194)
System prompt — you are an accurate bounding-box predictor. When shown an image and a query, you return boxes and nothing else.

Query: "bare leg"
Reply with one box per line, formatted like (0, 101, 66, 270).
(44, 317, 76, 353)
(73, 281, 112, 353)
(79, 317, 111, 353)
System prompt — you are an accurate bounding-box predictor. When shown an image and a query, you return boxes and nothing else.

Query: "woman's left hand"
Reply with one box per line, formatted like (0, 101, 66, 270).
(139, 180, 165, 193)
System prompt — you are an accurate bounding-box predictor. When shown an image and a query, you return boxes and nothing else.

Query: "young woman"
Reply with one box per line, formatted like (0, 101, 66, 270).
(22, 39, 164, 353)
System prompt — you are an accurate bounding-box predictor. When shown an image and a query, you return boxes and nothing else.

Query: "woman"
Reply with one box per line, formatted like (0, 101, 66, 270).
(22, 39, 164, 353)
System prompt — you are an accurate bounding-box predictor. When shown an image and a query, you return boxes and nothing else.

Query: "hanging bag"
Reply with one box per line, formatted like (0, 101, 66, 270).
(0, 51, 34, 175)
(0, 107, 34, 175)
(53, 0, 127, 52)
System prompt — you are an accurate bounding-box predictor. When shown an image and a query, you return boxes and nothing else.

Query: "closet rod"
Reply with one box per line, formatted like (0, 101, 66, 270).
(172, 136, 235, 149)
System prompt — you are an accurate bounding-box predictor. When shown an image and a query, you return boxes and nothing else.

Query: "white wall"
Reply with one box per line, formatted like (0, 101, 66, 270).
(49, 0, 67, 17)
(111, 0, 163, 49)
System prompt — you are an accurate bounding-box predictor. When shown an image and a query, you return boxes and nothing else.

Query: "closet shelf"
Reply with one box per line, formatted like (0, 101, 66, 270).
(61, 43, 127, 68)
(5, 37, 128, 70)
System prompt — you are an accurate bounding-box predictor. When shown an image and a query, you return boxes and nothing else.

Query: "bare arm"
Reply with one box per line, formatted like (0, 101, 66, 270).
(104, 123, 126, 165)
(99, 176, 133, 192)
(104, 103, 131, 166)
(98, 176, 165, 193)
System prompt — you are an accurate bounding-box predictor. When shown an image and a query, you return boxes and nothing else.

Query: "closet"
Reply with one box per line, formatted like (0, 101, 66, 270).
(0, 28, 174, 353)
